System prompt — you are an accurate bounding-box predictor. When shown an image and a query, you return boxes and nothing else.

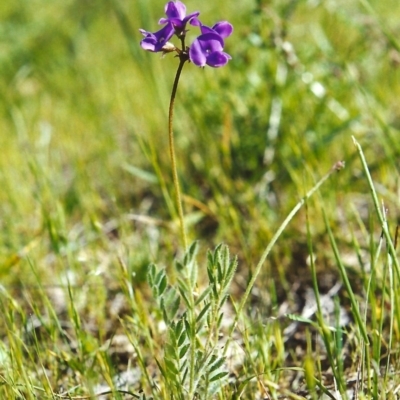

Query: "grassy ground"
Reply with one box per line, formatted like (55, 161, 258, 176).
(1, 0, 400, 398)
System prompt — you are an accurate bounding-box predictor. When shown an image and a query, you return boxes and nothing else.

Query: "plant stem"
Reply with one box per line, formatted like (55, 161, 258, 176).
(352, 136, 400, 280)
(168, 57, 188, 250)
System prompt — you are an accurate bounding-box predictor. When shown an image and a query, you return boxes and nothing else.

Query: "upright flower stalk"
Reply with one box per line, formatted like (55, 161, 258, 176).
(140, 1, 233, 250)
(168, 56, 188, 250)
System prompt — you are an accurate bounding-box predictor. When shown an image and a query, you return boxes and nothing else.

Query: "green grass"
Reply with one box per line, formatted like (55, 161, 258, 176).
(1, 0, 400, 398)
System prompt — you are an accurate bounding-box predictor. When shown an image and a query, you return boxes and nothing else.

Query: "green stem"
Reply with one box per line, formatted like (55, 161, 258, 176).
(168, 57, 188, 250)
(352, 136, 400, 280)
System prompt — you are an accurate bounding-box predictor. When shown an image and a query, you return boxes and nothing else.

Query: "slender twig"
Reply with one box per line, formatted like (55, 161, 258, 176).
(168, 56, 188, 250)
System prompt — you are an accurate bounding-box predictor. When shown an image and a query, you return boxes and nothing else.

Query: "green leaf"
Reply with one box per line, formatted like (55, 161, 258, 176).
(209, 371, 229, 382)
(184, 241, 198, 265)
(155, 269, 165, 286)
(217, 312, 224, 329)
(122, 163, 158, 184)
(189, 261, 198, 290)
(208, 356, 225, 372)
(177, 277, 190, 293)
(218, 294, 230, 309)
(175, 261, 184, 271)
(184, 318, 192, 337)
(207, 266, 216, 285)
(196, 302, 211, 324)
(225, 256, 238, 287)
(158, 274, 167, 296)
(165, 343, 177, 358)
(178, 284, 191, 308)
(207, 249, 215, 269)
(285, 313, 315, 325)
(164, 357, 179, 376)
(177, 332, 187, 348)
(181, 366, 189, 384)
(163, 287, 180, 317)
(175, 319, 184, 336)
(155, 357, 166, 379)
(179, 343, 190, 359)
(195, 285, 213, 306)
(161, 304, 169, 324)
(147, 263, 157, 286)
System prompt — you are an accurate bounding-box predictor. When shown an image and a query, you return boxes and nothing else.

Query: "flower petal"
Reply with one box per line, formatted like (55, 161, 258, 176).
(198, 32, 224, 52)
(159, 3, 199, 31)
(189, 33, 227, 67)
(190, 16, 202, 27)
(165, 1, 186, 20)
(139, 23, 174, 52)
(200, 24, 215, 35)
(189, 37, 207, 66)
(140, 37, 157, 51)
(139, 28, 149, 37)
(206, 51, 231, 68)
(182, 11, 200, 25)
(211, 21, 233, 39)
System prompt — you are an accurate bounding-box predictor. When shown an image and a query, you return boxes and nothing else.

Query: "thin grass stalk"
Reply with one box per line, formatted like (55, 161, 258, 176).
(353, 136, 400, 392)
(347, 230, 370, 394)
(304, 212, 320, 400)
(305, 203, 324, 325)
(117, 258, 156, 397)
(122, 323, 155, 398)
(365, 225, 383, 396)
(371, 204, 393, 390)
(372, 282, 384, 396)
(323, 208, 369, 345)
(382, 200, 397, 389)
(352, 137, 400, 281)
(306, 204, 348, 395)
(305, 205, 338, 388)
(225, 161, 346, 353)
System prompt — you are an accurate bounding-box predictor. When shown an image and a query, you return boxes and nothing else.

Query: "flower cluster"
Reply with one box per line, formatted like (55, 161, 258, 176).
(139, 1, 233, 68)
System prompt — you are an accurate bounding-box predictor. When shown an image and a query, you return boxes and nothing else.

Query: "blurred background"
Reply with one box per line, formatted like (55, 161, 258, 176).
(1, 0, 399, 298)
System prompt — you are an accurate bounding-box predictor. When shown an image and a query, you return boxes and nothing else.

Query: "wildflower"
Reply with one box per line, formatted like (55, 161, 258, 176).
(137, 2, 233, 251)
(139, 1, 199, 52)
(158, 1, 200, 37)
(139, 1, 233, 68)
(189, 21, 233, 68)
(139, 24, 175, 53)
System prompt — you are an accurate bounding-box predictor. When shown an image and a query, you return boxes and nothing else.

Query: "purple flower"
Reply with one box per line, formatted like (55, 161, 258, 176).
(159, 1, 200, 35)
(139, 2, 233, 69)
(139, 1, 200, 52)
(139, 23, 175, 53)
(189, 21, 233, 68)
